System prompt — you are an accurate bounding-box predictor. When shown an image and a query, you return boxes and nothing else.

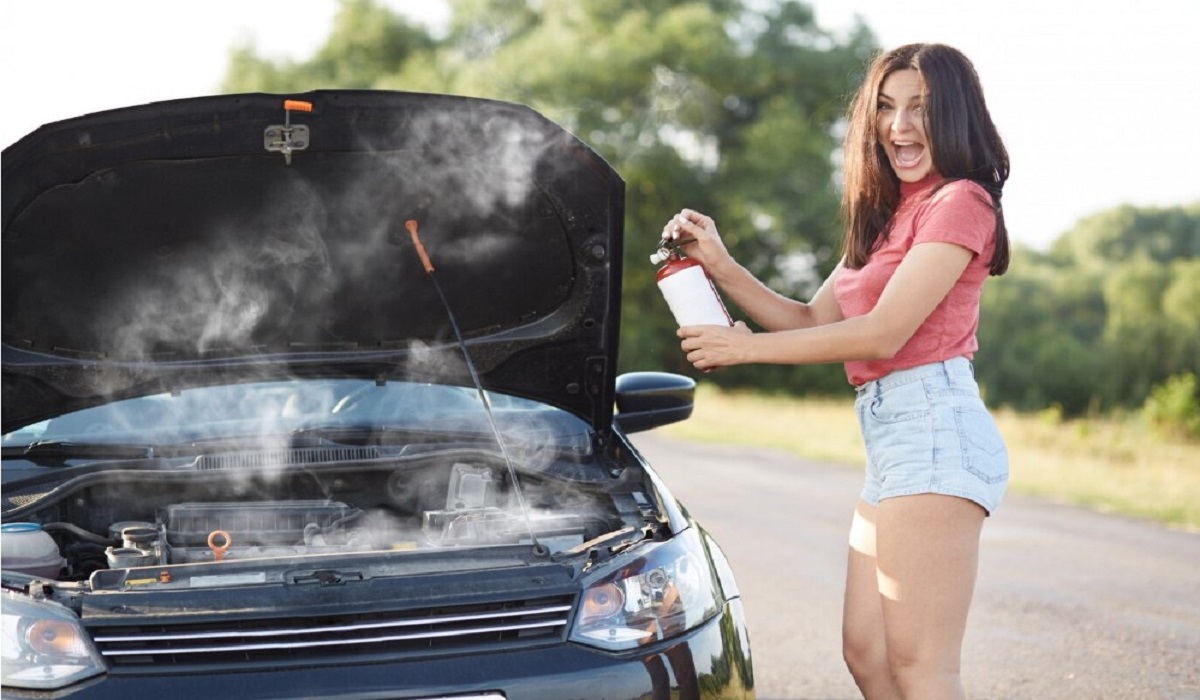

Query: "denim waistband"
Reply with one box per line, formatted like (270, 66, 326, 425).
(854, 356, 974, 396)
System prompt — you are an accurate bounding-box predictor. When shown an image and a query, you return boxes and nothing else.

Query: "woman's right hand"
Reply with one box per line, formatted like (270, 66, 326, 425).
(661, 208, 732, 273)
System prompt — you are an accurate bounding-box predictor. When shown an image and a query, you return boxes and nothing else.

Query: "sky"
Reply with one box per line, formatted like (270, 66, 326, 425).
(2, 0, 1197, 251)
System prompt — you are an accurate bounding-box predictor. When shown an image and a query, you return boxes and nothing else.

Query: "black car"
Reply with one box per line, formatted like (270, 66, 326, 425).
(0, 91, 754, 699)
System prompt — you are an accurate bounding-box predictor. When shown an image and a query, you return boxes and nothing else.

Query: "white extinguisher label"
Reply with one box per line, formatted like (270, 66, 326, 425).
(658, 265, 733, 327)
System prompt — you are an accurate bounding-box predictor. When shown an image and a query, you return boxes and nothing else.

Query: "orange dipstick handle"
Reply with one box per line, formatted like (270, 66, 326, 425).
(207, 530, 232, 562)
(406, 220, 435, 273)
(283, 99, 313, 113)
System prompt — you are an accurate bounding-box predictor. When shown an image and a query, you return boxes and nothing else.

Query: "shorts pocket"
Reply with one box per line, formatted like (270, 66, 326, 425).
(867, 380, 930, 424)
(954, 407, 1009, 484)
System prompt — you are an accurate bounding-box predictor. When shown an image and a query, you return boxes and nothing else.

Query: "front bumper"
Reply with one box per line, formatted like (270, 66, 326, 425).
(2, 600, 753, 700)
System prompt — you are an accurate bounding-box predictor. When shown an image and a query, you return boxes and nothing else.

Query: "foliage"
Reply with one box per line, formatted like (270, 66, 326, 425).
(223, 0, 434, 93)
(220, 0, 1200, 423)
(1050, 203, 1200, 266)
(976, 202, 1200, 416)
(1143, 372, 1200, 440)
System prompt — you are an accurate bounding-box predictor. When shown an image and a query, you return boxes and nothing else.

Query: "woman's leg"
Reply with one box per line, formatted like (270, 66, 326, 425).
(875, 493, 985, 700)
(843, 500, 903, 699)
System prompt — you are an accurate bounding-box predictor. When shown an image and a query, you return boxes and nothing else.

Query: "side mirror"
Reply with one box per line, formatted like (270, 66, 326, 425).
(614, 372, 696, 433)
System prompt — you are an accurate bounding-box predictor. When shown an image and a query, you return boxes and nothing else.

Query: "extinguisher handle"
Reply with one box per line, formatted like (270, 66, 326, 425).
(650, 236, 697, 265)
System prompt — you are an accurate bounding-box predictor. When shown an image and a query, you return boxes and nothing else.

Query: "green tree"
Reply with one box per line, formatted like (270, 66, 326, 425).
(1162, 259, 1200, 378)
(221, 0, 875, 393)
(223, 0, 434, 93)
(978, 202, 1200, 414)
(1102, 256, 1175, 404)
(976, 249, 1117, 413)
(1050, 202, 1200, 267)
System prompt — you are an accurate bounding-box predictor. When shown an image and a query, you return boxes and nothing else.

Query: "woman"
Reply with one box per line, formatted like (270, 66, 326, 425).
(660, 43, 1010, 699)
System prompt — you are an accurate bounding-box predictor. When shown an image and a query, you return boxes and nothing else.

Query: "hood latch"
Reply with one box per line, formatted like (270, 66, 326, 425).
(264, 99, 312, 165)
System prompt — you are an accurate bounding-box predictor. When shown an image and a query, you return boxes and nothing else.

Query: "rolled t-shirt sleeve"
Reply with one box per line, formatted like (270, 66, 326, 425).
(912, 180, 996, 255)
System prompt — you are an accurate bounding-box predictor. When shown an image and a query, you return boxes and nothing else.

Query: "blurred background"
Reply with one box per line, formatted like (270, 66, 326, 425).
(4, 0, 1198, 523)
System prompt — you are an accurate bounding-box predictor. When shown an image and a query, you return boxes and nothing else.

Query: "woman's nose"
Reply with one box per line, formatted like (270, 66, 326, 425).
(891, 108, 913, 132)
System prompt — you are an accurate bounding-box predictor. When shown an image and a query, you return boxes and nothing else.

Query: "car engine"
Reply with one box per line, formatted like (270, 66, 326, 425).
(2, 449, 651, 582)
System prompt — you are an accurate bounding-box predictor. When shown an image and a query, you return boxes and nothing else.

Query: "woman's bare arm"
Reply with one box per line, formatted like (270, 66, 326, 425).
(678, 242, 973, 370)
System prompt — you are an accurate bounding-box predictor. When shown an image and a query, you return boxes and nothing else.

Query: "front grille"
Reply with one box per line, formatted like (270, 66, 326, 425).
(90, 594, 575, 672)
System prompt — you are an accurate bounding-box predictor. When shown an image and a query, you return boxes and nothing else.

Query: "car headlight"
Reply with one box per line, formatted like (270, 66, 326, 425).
(2, 590, 105, 690)
(569, 527, 721, 651)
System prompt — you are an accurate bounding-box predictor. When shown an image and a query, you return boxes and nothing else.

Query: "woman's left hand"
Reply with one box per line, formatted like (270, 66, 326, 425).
(678, 321, 753, 371)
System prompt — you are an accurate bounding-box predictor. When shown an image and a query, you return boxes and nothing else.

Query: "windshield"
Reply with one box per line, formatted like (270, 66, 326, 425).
(2, 379, 592, 451)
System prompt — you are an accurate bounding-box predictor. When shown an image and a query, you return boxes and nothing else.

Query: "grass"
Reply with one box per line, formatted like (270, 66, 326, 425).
(659, 384, 1200, 531)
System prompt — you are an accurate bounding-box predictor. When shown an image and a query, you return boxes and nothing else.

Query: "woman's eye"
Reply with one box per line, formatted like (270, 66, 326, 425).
(877, 103, 893, 112)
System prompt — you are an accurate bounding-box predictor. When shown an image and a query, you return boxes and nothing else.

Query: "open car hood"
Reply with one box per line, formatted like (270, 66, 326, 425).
(1, 91, 624, 436)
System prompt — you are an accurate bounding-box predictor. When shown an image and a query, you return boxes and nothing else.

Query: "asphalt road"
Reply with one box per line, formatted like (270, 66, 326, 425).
(630, 432, 1200, 700)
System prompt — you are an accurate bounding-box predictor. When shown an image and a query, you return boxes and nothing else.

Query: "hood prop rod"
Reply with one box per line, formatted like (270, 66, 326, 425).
(404, 220, 546, 558)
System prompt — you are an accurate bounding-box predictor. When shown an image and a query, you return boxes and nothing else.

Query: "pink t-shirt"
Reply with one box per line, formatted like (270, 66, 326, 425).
(834, 175, 997, 386)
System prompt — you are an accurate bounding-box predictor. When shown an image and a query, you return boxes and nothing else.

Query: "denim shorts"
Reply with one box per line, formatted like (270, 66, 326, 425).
(854, 356, 1008, 514)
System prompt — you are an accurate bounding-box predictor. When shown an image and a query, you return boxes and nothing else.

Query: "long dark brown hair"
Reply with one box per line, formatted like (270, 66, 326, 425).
(841, 43, 1010, 275)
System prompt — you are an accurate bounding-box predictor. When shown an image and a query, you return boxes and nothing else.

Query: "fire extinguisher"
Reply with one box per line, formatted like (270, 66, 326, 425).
(651, 239, 733, 328)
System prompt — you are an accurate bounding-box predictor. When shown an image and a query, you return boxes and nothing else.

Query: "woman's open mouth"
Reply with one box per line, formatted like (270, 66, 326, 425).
(892, 141, 925, 168)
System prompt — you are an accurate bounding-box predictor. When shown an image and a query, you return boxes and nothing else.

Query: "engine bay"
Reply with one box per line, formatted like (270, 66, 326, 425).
(1, 449, 657, 584)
